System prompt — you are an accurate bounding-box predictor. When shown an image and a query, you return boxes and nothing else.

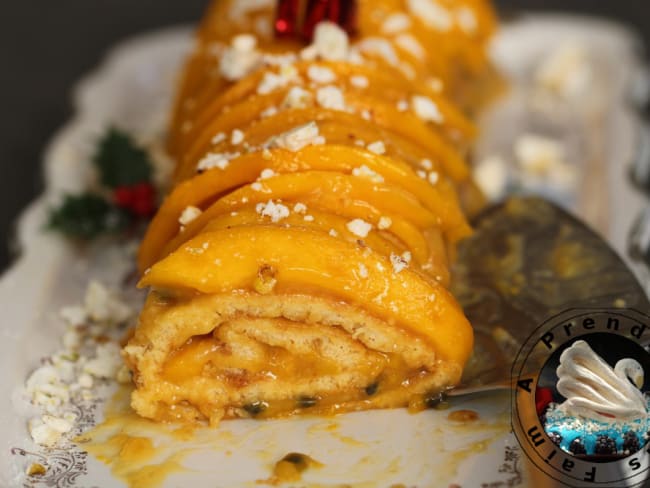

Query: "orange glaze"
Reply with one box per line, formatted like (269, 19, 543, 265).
(168, 0, 497, 150)
(75, 388, 190, 488)
(448, 409, 480, 422)
(157, 331, 457, 421)
(158, 196, 431, 278)
(138, 144, 469, 272)
(139, 226, 473, 366)
(173, 106, 471, 184)
(200, 211, 452, 286)
(172, 60, 476, 160)
(163, 334, 355, 386)
(78, 386, 511, 488)
(126, 0, 498, 424)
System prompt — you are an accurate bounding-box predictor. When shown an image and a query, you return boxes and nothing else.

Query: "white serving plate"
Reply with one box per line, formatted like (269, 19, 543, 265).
(2, 14, 647, 488)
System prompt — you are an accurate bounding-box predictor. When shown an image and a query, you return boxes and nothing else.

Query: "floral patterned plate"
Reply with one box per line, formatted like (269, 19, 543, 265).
(3, 13, 647, 488)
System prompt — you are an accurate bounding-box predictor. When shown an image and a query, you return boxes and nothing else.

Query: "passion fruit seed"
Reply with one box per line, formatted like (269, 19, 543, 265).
(364, 382, 379, 396)
(297, 395, 318, 408)
(243, 400, 268, 416)
(282, 453, 309, 470)
(424, 391, 446, 408)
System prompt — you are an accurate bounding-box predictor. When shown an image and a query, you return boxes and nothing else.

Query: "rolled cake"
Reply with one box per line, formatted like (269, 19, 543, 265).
(124, 0, 497, 424)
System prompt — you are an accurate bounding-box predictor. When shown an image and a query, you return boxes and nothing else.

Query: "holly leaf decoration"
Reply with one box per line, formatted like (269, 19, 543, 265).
(48, 193, 129, 239)
(48, 128, 157, 240)
(93, 128, 152, 188)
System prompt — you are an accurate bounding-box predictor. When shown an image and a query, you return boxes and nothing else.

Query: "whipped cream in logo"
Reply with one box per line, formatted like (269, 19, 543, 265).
(556, 340, 648, 421)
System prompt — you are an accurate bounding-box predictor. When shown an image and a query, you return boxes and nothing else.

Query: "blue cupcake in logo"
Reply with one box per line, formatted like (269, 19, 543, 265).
(542, 340, 650, 459)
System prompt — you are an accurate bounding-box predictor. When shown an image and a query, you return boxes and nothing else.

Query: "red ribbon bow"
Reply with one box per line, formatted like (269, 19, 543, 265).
(275, 0, 357, 41)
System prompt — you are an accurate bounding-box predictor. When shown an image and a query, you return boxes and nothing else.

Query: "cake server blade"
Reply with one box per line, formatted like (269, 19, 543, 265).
(449, 196, 650, 394)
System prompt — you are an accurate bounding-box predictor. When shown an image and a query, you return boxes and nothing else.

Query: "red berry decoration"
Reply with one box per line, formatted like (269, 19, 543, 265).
(113, 186, 135, 208)
(131, 182, 157, 217)
(49, 128, 158, 240)
(113, 182, 156, 218)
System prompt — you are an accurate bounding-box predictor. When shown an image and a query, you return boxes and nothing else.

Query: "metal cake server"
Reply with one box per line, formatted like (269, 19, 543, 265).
(449, 196, 650, 396)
